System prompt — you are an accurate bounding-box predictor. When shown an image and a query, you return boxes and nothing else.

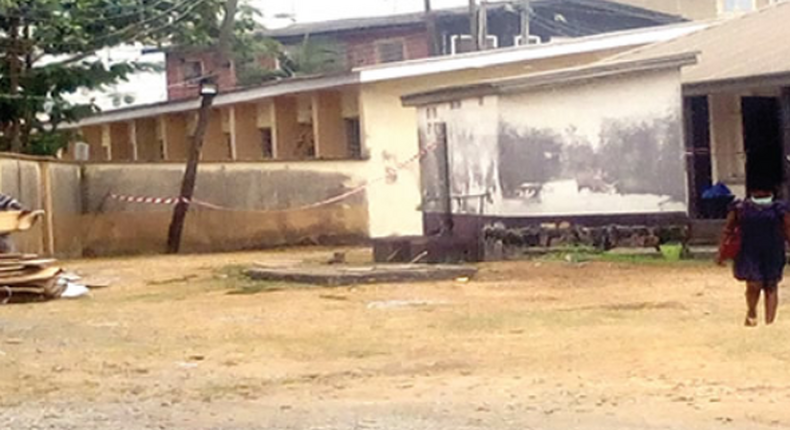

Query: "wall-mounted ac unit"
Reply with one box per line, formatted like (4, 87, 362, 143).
(514, 35, 542, 46)
(450, 35, 499, 55)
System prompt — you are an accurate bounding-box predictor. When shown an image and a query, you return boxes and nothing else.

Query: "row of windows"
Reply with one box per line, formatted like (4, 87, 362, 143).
(180, 32, 545, 80)
(258, 118, 361, 160)
(75, 116, 363, 162)
(722, 0, 755, 12)
(720, 0, 785, 13)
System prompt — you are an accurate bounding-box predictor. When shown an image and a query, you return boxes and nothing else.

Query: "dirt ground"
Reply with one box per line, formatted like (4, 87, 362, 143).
(2, 248, 790, 430)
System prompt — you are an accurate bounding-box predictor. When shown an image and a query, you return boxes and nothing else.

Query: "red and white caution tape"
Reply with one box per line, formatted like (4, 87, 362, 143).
(110, 194, 189, 206)
(108, 141, 440, 213)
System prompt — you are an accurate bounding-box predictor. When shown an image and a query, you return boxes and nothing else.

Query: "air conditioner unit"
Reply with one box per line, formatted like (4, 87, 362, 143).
(450, 35, 499, 55)
(514, 35, 542, 46)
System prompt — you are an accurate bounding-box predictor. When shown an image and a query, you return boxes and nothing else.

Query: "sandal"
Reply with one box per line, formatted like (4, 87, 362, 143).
(745, 316, 758, 327)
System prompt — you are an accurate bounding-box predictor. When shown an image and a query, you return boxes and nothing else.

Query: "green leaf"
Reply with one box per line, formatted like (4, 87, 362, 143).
(0, 0, 266, 154)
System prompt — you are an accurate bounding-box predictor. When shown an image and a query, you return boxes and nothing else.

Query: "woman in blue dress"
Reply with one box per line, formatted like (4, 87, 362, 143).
(720, 183, 790, 327)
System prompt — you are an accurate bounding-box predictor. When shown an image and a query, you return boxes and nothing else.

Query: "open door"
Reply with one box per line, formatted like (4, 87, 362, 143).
(742, 97, 784, 192)
(684, 96, 713, 218)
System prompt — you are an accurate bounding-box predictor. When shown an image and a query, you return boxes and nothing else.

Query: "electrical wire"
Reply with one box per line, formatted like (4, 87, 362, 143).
(29, 0, 210, 53)
(79, 0, 211, 45)
(557, 0, 680, 23)
(0, 0, 196, 22)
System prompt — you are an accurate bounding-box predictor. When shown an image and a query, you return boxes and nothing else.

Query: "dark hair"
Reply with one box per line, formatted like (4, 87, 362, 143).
(747, 175, 778, 195)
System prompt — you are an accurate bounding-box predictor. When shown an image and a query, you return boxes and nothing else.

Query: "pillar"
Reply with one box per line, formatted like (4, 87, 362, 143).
(313, 91, 348, 159)
(273, 96, 300, 159)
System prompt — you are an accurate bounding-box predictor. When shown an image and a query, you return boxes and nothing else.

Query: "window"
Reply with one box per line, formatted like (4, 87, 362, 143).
(514, 35, 542, 46)
(182, 60, 204, 83)
(260, 128, 273, 159)
(426, 107, 438, 120)
(74, 142, 90, 161)
(345, 118, 362, 159)
(377, 39, 406, 63)
(721, 0, 754, 13)
(450, 35, 498, 55)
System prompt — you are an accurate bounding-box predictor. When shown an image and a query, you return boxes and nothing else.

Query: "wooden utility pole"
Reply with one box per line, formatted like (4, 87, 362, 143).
(166, 0, 239, 254)
(424, 0, 440, 56)
(468, 0, 479, 51)
(520, 0, 532, 45)
(8, 17, 22, 153)
(478, 0, 488, 50)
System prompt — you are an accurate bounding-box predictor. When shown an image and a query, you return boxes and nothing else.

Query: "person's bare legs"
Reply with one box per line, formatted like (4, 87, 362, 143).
(746, 282, 762, 327)
(764, 283, 779, 325)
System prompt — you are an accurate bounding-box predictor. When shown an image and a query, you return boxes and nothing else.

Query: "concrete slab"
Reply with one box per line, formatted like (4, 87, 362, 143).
(245, 264, 478, 286)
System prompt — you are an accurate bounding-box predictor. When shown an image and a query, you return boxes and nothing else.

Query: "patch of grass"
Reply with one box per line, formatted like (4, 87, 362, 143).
(537, 248, 708, 266)
(598, 253, 708, 266)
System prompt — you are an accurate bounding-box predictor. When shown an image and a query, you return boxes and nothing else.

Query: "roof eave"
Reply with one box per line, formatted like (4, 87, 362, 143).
(683, 71, 790, 96)
(402, 52, 699, 107)
(71, 72, 361, 128)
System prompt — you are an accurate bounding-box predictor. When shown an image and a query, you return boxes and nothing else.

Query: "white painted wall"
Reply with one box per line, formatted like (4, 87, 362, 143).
(708, 92, 746, 198)
(420, 68, 688, 218)
(495, 69, 687, 216)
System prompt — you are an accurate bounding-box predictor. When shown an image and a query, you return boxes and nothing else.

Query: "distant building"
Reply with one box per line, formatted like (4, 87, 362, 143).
(165, 0, 682, 100)
(62, 24, 702, 253)
(613, 0, 781, 20)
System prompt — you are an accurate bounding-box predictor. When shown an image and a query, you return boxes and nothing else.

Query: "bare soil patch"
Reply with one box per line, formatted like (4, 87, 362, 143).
(1, 248, 789, 429)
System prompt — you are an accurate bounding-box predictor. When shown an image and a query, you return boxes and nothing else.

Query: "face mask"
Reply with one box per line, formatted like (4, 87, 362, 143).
(751, 196, 774, 206)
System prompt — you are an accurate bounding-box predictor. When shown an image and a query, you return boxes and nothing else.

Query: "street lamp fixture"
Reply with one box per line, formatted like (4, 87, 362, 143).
(199, 79, 219, 97)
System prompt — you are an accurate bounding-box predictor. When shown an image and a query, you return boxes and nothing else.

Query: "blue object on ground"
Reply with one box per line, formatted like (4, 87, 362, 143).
(702, 182, 733, 199)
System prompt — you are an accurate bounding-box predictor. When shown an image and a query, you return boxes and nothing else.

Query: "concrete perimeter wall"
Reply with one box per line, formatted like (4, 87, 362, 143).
(0, 155, 369, 258)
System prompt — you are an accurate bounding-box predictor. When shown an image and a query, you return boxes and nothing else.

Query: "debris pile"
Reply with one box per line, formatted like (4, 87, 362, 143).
(0, 254, 82, 304)
(0, 210, 91, 304)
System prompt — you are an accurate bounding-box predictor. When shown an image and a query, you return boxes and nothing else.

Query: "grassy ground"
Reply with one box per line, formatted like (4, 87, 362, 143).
(1, 248, 789, 429)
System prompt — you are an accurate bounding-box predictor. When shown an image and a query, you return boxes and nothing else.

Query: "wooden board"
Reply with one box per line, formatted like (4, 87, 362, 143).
(0, 211, 45, 234)
(0, 267, 61, 285)
(0, 259, 55, 268)
(0, 253, 34, 260)
(2, 285, 46, 295)
(20, 259, 56, 268)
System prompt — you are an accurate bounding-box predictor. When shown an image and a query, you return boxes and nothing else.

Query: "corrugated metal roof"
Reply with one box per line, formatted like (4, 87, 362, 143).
(261, 0, 681, 39)
(607, 2, 790, 86)
(358, 22, 704, 82)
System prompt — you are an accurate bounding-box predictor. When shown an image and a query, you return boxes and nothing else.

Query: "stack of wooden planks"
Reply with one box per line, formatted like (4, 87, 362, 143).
(0, 254, 64, 304)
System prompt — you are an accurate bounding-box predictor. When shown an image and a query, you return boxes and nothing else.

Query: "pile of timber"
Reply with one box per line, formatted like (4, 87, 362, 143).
(0, 254, 65, 304)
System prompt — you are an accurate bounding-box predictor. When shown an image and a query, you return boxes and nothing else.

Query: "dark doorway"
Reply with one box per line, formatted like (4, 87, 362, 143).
(742, 97, 784, 192)
(420, 122, 453, 236)
(684, 96, 713, 217)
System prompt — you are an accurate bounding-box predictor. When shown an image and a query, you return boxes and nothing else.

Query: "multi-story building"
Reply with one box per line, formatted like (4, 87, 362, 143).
(165, 0, 682, 100)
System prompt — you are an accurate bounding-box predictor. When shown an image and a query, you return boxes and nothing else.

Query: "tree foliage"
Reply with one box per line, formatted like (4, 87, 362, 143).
(0, 0, 257, 155)
(234, 35, 346, 87)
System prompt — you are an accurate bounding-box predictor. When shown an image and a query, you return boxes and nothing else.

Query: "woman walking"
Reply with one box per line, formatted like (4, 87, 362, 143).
(719, 183, 790, 326)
